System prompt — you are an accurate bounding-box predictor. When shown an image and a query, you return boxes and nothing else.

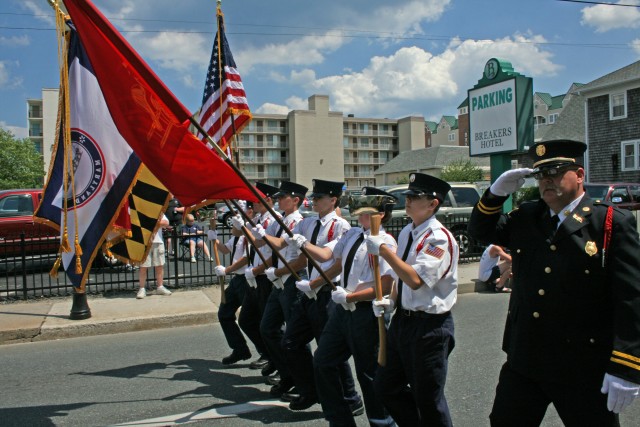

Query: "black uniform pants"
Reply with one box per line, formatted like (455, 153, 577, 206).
(490, 362, 619, 427)
(283, 287, 358, 403)
(259, 273, 304, 382)
(314, 301, 395, 427)
(374, 311, 455, 427)
(217, 274, 249, 353)
(238, 274, 272, 358)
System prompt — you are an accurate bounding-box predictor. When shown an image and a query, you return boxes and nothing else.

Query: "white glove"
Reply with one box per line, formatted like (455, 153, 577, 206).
(295, 279, 317, 300)
(206, 230, 218, 241)
(244, 267, 257, 288)
(601, 373, 639, 414)
(251, 225, 266, 240)
(489, 168, 533, 197)
(365, 235, 386, 255)
(284, 233, 307, 249)
(372, 297, 395, 317)
(214, 265, 226, 277)
(231, 214, 245, 230)
(331, 286, 356, 311)
(265, 267, 278, 282)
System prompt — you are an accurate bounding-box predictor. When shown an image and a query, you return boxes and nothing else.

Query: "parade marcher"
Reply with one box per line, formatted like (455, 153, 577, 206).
(254, 181, 308, 396)
(239, 182, 280, 371)
(291, 187, 398, 426)
(275, 179, 360, 412)
(365, 173, 458, 427)
(212, 203, 254, 365)
(468, 139, 640, 426)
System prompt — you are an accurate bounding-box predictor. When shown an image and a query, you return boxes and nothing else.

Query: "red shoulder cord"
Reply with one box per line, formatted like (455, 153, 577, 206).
(327, 218, 337, 242)
(602, 206, 613, 268)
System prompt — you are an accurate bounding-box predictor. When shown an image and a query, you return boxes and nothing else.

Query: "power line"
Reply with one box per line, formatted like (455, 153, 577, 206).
(556, 0, 640, 7)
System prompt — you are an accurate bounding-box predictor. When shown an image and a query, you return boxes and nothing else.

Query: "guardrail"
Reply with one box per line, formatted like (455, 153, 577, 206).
(0, 216, 483, 301)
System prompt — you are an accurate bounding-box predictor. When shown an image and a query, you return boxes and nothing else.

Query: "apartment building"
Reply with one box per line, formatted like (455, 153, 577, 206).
(27, 88, 58, 176)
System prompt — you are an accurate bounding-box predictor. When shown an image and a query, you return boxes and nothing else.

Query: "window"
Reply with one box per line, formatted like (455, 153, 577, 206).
(448, 133, 455, 142)
(548, 113, 559, 124)
(0, 195, 33, 217)
(610, 92, 627, 120)
(621, 140, 640, 171)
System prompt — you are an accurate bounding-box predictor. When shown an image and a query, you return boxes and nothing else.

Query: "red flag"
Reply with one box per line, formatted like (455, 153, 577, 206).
(198, 7, 252, 153)
(62, 0, 257, 206)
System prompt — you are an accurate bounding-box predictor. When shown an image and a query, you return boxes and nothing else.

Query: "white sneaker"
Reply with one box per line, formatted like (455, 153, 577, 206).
(190, 256, 196, 263)
(156, 286, 172, 296)
(136, 288, 146, 299)
(209, 257, 215, 262)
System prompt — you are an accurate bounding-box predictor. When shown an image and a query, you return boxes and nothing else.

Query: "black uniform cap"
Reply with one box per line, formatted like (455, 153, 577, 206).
(309, 179, 344, 198)
(255, 182, 280, 199)
(401, 173, 451, 203)
(529, 139, 586, 173)
(273, 181, 309, 199)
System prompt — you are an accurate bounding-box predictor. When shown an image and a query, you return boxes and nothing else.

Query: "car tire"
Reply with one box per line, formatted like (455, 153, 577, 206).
(452, 227, 473, 257)
(222, 213, 233, 228)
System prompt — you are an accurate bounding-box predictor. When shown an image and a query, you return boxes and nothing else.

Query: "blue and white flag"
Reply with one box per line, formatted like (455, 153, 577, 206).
(36, 23, 140, 289)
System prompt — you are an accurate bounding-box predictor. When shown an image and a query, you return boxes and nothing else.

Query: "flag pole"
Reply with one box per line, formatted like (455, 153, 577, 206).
(189, 116, 337, 291)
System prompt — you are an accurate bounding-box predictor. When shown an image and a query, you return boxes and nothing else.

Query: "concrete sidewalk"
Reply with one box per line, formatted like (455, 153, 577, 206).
(0, 262, 484, 345)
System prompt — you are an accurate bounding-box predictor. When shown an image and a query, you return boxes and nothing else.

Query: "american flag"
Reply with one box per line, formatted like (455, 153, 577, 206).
(198, 9, 251, 153)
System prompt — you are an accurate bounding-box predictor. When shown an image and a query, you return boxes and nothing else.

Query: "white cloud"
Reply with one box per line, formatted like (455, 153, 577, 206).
(255, 96, 309, 114)
(0, 122, 28, 139)
(0, 62, 23, 90)
(304, 33, 560, 117)
(581, 1, 640, 32)
(23, 0, 55, 25)
(0, 36, 30, 47)
(130, 30, 209, 73)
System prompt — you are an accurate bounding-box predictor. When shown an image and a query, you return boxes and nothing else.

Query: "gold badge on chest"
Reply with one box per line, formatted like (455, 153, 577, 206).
(585, 241, 597, 257)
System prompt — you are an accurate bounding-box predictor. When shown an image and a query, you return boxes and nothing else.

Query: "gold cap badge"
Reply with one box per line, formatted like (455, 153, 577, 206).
(536, 144, 546, 157)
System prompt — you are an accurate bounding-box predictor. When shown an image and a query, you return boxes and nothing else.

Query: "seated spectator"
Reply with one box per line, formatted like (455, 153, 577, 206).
(478, 244, 512, 292)
(181, 214, 213, 263)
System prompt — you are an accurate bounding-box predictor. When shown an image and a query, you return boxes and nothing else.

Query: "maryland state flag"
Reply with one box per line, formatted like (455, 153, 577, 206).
(108, 167, 170, 265)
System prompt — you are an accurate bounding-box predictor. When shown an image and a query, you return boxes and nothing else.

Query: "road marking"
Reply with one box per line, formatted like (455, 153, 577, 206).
(109, 398, 290, 426)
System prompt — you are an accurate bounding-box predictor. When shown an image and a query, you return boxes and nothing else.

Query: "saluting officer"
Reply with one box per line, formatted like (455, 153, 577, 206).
(468, 139, 640, 426)
(365, 173, 459, 427)
(293, 187, 398, 426)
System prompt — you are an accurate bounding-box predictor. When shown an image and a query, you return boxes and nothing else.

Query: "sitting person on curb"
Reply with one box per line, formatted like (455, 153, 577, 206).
(181, 214, 213, 263)
(478, 244, 512, 292)
(137, 214, 172, 299)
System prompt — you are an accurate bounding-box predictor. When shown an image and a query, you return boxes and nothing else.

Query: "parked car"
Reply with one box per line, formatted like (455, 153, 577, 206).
(364, 183, 481, 256)
(584, 183, 640, 211)
(0, 189, 58, 258)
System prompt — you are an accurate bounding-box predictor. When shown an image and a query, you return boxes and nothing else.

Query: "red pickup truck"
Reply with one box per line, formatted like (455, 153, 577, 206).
(0, 189, 59, 257)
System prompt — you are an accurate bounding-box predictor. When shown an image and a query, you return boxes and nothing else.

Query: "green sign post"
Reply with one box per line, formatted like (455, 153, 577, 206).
(468, 58, 533, 211)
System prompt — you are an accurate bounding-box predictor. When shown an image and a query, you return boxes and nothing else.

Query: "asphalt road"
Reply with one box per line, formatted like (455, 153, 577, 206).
(1, 292, 638, 426)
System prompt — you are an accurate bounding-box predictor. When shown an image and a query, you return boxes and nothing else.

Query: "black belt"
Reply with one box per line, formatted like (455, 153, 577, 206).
(400, 309, 449, 318)
(355, 301, 371, 309)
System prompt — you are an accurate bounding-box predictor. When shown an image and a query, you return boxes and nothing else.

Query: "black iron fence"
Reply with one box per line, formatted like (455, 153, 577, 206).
(0, 215, 484, 301)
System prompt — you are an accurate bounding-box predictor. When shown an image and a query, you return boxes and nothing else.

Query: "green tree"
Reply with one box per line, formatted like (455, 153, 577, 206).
(395, 176, 409, 184)
(440, 159, 483, 182)
(0, 128, 45, 189)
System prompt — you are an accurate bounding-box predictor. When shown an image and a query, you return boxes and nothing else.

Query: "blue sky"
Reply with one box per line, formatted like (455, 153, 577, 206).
(1, 0, 639, 138)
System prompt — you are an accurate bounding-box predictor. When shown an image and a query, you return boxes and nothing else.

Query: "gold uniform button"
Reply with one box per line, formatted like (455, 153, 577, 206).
(550, 245, 557, 251)
(585, 270, 590, 275)
(590, 338, 595, 344)
(544, 267, 551, 273)
(533, 312, 540, 318)
(538, 289, 545, 296)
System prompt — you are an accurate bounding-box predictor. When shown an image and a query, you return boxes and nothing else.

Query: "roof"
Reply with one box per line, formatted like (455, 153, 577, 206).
(457, 98, 468, 109)
(441, 115, 458, 130)
(540, 91, 585, 143)
(425, 121, 438, 133)
(374, 146, 489, 174)
(577, 60, 640, 94)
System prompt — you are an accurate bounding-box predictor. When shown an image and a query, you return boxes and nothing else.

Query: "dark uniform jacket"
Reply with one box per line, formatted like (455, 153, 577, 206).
(468, 190, 640, 385)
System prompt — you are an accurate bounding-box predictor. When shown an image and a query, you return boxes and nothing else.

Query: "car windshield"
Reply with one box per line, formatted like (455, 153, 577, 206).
(451, 188, 480, 207)
(584, 184, 609, 200)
